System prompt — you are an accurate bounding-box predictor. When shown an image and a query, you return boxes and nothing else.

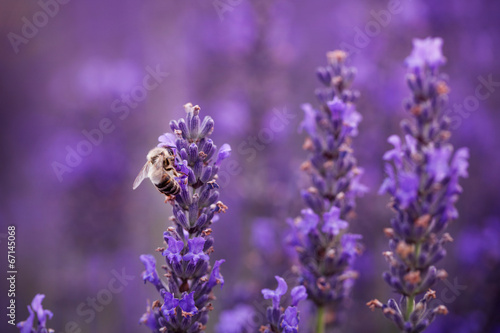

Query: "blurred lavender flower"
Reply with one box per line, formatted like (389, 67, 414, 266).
(138, 103, 231, 332)
(260, 276, 308, 333)
(251, 218, 279, 255)
(368, 38, 469, 333)
(405, 37, 446, 70)
(17, 294, 54, 333)
(289, 50, 367, 331)
(457, 217, 500, 266)
(215, 304, 256, 333)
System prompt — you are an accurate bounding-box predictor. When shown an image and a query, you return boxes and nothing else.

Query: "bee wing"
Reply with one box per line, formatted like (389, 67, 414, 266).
(133, 162, 152, 190)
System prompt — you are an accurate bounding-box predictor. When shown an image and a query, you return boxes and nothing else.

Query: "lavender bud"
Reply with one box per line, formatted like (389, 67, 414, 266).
(199, 116, 214, 138)
(190, 114, 200, 139)
(198, 186, 211, 206)
(179, 148, 188, 161)
(317, 67, 331, 86)
(206, 191, 219, 206)
(170, 120, 179, 132)
(188, 202, 198, 227)
(192, 161, 203, 180)
(187, 167, 196, 185)
(200, 166, 212, 183)
(176, 138, 188, 152)
(188, 144, 198, 163)
(175, 209, 189, 229)
(194, 214, 208, 229)
(178, 119, 189, 139)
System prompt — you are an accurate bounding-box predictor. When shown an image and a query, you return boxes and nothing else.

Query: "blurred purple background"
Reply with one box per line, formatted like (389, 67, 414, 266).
(1, 0, 500, 332)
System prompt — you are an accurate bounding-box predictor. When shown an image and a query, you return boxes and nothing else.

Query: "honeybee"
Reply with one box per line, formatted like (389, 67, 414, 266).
(133, 147, 181, 196)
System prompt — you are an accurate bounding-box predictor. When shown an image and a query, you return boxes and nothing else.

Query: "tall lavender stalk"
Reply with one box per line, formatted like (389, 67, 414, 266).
(138, 103, 231, 333)
(367, 37, 469, 332)
(288, 50, 366, 332)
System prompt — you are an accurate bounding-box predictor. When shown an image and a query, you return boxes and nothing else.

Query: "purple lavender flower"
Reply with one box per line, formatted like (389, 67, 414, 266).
(262, 276, 288, 309)
(140, 302, 162, 332)
(289, 50, 366, 331)
(183, 237, 209, 265)
(161, 291, 180, 317)
(405, 37, 446, 70)
(260, 276, 307, 333)
(322, 206, 348, 236)
(162, 236, 184, 264)
(179, 292, 198, 316)
(138, 103, 230, 333)
(140, 254, 164, 291)
(251, 218, 280, 255)
(17, 294, 53, 333)
(369, 37, 469, 333)
(207, 259, 225, 290)
(291, 285, 308, 306)
(281, 307, 300, 333)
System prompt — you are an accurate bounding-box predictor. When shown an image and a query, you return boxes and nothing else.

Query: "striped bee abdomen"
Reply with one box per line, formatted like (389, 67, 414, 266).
(156, 175, 180, 195)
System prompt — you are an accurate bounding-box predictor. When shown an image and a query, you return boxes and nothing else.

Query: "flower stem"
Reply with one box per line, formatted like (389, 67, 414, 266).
(406, 241, 420, 320)
(415, 242, 421, 261)
(406, 295, 415, 321)
(316, 306, 325, 333)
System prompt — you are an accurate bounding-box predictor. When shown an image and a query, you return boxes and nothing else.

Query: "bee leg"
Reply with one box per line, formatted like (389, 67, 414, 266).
(165, 166, 181, 178)
(164, 194, 176, 203)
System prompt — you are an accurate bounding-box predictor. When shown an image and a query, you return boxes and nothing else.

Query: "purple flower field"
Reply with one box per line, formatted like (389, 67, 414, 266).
(1, 1, 500, 332)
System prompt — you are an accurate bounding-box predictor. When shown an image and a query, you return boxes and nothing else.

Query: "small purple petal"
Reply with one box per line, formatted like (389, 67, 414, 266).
(215, 143, 231, 166)
(158, 133, 177, 148)
(161, 291, 179, 316)
(179, 292, 198, 316)
(208, 259, 225, 290)
(291, 286, 307, 306)
(299, 104, 318, 137)
(298, 209, 319, 234)
(261, 276, 288, 308)
(31, 294, 53, 327)
(17, 305, 35, 333)
(452, 147, 469, 178)
(281, 306, 299, 332)
(322, 206, 348, 236)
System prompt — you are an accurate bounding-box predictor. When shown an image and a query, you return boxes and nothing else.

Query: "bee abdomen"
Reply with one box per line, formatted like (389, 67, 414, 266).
(156, 176, 180, 196)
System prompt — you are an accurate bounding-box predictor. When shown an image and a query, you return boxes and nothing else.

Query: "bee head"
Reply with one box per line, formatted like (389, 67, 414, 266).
(147, 147, 177, 164)
(146, 147, 166, 161)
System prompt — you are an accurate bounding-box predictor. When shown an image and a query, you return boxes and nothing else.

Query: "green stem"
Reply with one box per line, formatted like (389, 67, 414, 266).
(316, 306, 325, 333)
(415, 242, 421, 261)
(405, 241, 421, 321)
(406, 295, 415, 321)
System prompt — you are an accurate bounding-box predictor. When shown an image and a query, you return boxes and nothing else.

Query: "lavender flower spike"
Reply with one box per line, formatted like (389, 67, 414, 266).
(289, 50, 366, 331)
(138, 103, 230, 333)
(368, 37, 469, 333)
(17, 294, 54, 333)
